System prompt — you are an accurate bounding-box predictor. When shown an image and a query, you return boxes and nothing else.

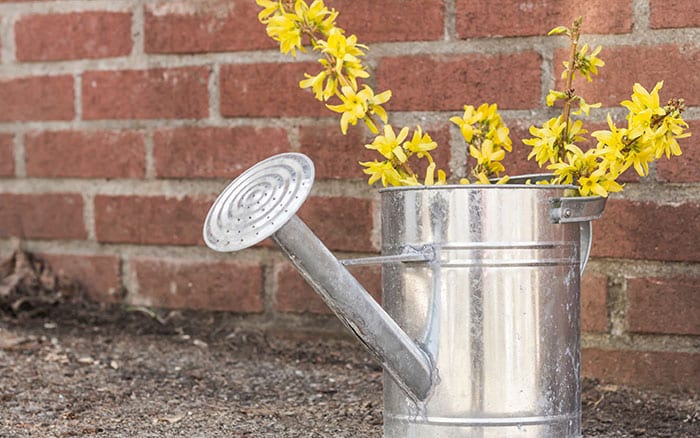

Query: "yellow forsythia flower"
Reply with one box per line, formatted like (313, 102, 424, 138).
(326, 85, 391, 134)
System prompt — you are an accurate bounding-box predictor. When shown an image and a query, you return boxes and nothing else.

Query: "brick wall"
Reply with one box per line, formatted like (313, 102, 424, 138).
(0, 0, 697, 390)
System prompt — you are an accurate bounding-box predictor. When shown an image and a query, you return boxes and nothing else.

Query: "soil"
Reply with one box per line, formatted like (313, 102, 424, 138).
(0, 251, 698, 437)
(0, 302, 697, 438)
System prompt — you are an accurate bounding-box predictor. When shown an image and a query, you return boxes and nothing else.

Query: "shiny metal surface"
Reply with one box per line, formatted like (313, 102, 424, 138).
(272, 215, 434, 401)
(203, 153, 314, 252)
(202, 153, 433, 401)
(203, 154, 606, 437)
(380, 185, 592, 438)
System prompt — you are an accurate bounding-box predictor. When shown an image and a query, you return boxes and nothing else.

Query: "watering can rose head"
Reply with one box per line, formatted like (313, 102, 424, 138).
(256, 1, 691, 197)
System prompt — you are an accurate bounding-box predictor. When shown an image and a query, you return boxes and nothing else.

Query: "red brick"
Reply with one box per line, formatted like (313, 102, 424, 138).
(0, 75, 74, 121)
(650, 0, 700, 29)
(25, 130, 145, 179)
(554, 44, 699, 107)
(328, 0, 444, 43)
(298, 196, 375, 253)
(154, 126, 290, 178)
(94, 195, 213, 245)
(377, 53, 541, 111)
(591, 199, 700, 262)
(15, 11, 132, 61)
(0, 134, 14, 176)
(274, 262, 381, 315)
(131, 257, 264, 312)
(0, 193, 86, 240)
(145, 0, 274, 54)
(656, 120, 699, 183)
(456, 0, 632, 38)
(583, 348, 700, 390)
(38, 253, 122, 302)
(220, 62, 327, 118)
(82, 67, 210, 120)
(626, 276, 700, 336)
(581, 273, 608, 333)
(300, 124, 370, 180)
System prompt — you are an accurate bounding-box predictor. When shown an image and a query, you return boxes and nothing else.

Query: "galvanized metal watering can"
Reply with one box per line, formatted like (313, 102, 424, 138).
(203, 153, 606, 437)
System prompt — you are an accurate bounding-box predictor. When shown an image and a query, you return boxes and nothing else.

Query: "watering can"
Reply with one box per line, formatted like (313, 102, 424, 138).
(203, 153, 606, 437)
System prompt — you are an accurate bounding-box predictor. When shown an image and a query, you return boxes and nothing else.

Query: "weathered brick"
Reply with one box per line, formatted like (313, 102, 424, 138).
(328, 0, 444, 43)
(656, 120, 699, 183)
(131, 257, 264, 312)
(25, 130, 145, 179)
(581, 273, 608, 333)
(650, 0, 700, 29)
(0, 193, 86, 240)
(15, 11, 132, 61)
(299, 124, 371, 180)
(94, 195, 213, 245)
(0, 75, 74, 121)
(82, 67, 210, 120)
(377, 53, 541, 111)
(220, 62, 327, 118)
(591, 199, 700, 262)
(297, 196, 375, 253)
(38, 253, 122, 302)
(456, 0, 633, 38)
(583, 348, 700, 390)
(154, 126, 290, 178)
(554, 44, 699, 107)
(274, 262, 381, 315)
(145, 0, 274, 54)
(0, 134, 14, 176)
(626, 276, 700, 336)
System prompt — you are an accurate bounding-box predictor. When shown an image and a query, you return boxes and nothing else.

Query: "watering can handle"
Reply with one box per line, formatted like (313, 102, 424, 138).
(550, 196, 607, 273)
(579, 221, 592, 273)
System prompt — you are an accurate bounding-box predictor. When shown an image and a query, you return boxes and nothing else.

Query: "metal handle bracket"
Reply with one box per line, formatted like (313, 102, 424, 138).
(550, 196, 607, 224)
(341, 245, 435, 266)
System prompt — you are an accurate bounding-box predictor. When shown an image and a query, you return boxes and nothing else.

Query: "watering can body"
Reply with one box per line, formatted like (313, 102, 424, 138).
(203, 154, 605, 438)
(380, 185, 595, 437)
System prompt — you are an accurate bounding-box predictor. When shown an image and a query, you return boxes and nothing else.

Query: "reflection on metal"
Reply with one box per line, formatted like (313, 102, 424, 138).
(380, 185, 599, 437)
(203, 153, 433, 401)
(203, 153, 607, 438)
(341, 245, 435, 266)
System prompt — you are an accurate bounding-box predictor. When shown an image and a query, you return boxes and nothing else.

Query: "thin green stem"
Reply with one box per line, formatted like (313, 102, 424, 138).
(559, 17, 582, 160)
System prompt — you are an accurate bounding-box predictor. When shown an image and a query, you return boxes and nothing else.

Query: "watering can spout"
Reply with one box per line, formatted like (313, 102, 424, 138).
(203, 153, 434, 402)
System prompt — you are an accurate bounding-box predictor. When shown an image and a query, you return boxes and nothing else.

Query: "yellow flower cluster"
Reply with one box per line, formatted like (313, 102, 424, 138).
(522, 20, 690, 197)
(361, 125, 445, 186)
(255, 0, 444, 187)
(256, 4, 691, 196)
(542, 81, 689, 197)
(450, 103, 512, 184)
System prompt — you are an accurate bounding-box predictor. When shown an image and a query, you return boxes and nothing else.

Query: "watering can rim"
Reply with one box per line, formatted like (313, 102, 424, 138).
(379, 173, 582, 193)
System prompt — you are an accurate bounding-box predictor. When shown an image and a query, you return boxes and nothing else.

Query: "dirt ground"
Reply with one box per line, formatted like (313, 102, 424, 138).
(0, 302, 697, 438)
(0, 250, 698, 437)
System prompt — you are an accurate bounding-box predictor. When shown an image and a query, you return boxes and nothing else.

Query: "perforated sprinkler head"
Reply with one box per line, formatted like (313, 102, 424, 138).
(203, 153, 315, 252)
